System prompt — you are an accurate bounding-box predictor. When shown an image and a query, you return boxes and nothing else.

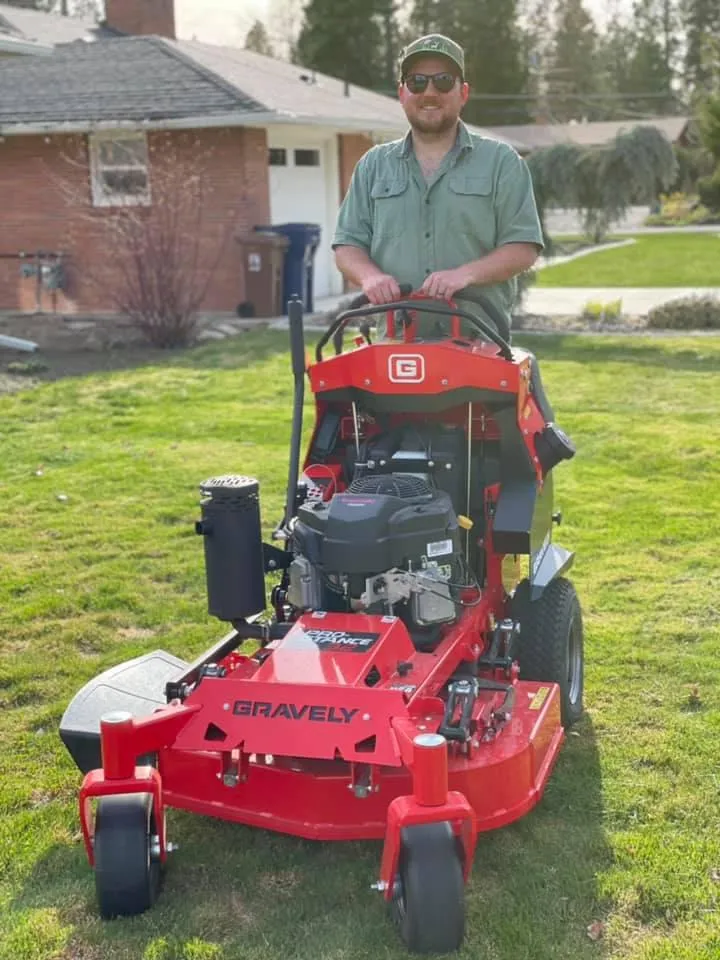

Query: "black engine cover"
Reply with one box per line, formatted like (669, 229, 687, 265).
(294, 478, 459, 575)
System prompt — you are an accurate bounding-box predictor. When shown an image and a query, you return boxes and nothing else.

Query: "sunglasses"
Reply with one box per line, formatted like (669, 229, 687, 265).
(403, 71, 458, 95)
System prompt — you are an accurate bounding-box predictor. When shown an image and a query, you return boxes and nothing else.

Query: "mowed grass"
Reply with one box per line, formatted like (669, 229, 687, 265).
(537, 233, 720, 287)
(1, 329, 720, 960)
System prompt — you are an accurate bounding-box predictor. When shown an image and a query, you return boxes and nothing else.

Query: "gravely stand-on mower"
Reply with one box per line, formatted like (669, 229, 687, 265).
(61, 288, 583, 954)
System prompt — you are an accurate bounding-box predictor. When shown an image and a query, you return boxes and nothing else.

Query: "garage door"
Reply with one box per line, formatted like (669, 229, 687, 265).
(267, 130, 341, 301)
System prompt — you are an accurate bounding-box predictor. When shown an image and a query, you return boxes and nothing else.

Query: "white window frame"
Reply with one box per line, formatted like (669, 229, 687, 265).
(89, 131, 151, 207)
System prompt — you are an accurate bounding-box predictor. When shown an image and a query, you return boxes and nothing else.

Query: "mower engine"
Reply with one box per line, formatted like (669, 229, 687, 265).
(288, 473, 465, 631)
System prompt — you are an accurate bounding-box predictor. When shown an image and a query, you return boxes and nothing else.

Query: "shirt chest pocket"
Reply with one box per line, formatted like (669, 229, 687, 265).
(448, 174, 496, 249)
(371, 177, 409, 238)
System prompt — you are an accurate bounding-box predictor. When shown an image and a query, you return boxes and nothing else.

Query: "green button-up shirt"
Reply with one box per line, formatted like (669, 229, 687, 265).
(333, 122, 543, 337)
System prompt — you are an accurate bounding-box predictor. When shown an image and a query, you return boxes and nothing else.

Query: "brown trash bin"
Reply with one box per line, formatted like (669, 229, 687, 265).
(236, 230, 289, 318)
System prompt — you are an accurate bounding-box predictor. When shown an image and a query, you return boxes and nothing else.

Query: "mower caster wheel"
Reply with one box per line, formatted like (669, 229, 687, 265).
(513, 576, 584, 727)
(391, 821, 465, 954)
(94, 793, 162, 919)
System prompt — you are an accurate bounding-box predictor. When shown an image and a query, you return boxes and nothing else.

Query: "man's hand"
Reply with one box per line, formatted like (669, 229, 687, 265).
(421, 265, 476, 300)
(362, 272, 402, 305)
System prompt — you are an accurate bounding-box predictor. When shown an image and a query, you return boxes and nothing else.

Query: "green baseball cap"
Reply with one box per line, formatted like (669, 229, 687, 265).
(399, 34, 465, 79)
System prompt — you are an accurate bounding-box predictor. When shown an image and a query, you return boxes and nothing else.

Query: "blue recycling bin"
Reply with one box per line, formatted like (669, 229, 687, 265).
(254, 223, 321, 313)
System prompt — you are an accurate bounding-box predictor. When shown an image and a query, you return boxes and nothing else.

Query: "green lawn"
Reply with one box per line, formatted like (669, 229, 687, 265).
(2, 330, 720, 960)
(538, 233, 720, 287)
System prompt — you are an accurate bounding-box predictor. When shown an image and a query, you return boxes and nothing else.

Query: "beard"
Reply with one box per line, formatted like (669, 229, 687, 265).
(407, 105, 459, 136)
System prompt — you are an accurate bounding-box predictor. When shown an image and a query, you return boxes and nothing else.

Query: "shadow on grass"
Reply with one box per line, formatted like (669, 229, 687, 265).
(517, 332, 720, 373)
(463, 714, 612, 958)
(30, 328, 295, 385)
(11, 717, 610, 959)
(22, 328, 720, 392)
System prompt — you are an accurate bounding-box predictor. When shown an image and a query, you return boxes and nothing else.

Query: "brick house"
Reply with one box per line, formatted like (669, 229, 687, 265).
(0, 0, 433, 317)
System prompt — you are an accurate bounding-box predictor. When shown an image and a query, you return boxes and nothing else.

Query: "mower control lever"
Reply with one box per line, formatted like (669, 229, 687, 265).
(477, 619, 519, 671)
(439, 679, 478, 742)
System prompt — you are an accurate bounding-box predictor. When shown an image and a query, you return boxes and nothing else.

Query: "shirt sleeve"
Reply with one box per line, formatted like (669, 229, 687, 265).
(332, 151, 373, 251)
(494, 146, 545, 251)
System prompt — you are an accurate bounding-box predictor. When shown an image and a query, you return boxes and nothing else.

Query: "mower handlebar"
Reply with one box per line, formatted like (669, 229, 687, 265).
(316, 286, 512, 363)
(345, 283, 413, 311)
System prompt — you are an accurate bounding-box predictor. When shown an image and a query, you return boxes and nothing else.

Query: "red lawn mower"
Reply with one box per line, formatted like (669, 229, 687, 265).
(61, 287, 583, 954)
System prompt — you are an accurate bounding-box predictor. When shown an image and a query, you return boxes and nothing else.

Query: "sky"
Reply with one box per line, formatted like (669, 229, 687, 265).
(176, 0, 300, 48)
(176, 0, 633, 50)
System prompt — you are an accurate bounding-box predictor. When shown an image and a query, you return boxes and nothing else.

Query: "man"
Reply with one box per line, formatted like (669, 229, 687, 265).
(332, 33, 543, 339)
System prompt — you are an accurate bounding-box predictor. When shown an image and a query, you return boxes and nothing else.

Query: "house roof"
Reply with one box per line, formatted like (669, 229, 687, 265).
(0, 32, 525, 146)
(0, 2, 108, 46)
(0, 36, 266, 130)
(485, 117, 689, 151)
(169, 38, 410, 133)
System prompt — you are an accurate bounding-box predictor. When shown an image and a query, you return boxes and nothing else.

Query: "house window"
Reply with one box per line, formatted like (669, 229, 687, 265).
(269, 148, 287, 166)
(294, 149, 321, 167)
(90, 132, 150, 206)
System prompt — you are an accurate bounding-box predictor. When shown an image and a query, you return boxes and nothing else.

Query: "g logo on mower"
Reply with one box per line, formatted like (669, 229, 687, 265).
(388, 354, 425, 383)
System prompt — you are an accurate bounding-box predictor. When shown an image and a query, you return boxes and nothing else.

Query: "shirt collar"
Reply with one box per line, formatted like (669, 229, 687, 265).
(456, 120, 473, 152)
(399, 120, 473, 160)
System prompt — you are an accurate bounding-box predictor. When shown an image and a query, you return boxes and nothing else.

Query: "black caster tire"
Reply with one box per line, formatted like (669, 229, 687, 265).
(512, 576, 584, 727)
(391, 821, 465, 954)
(94, 793, 162, 919)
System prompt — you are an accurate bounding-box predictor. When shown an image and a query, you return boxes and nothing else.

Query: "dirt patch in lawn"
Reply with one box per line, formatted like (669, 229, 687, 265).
(0, 309, 268, 393)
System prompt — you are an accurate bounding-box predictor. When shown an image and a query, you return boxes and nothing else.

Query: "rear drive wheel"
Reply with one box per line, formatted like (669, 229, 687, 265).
(94, 793, 161, 919)
(391, 821, 465, 954)
(512, 576, 584, 727)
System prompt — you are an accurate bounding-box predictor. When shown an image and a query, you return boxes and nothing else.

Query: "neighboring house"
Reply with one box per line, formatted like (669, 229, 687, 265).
(0, 9, 51, 56)
(0, 0, 525, 317)
(0, 1, 108, 54)
(486, 117, 691, 153)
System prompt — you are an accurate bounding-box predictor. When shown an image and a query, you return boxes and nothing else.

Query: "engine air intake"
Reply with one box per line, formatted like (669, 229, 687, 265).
(348, 475, 433, 500)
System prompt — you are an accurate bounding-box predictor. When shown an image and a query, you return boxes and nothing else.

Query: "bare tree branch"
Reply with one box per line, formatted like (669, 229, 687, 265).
(51, 135, 242, 347)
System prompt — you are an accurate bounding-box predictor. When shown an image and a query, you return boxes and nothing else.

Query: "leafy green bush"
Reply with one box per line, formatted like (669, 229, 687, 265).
(647, 296, 720, 329)
(697, 169, 720, 213)
(659, 192, 693, 219)
(644, 207, 719, 226)
(582, 299, 623, 322)
(6, 359, 49, 375)
(643, 192, 720, 226)
(670, 144, 716, 195)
